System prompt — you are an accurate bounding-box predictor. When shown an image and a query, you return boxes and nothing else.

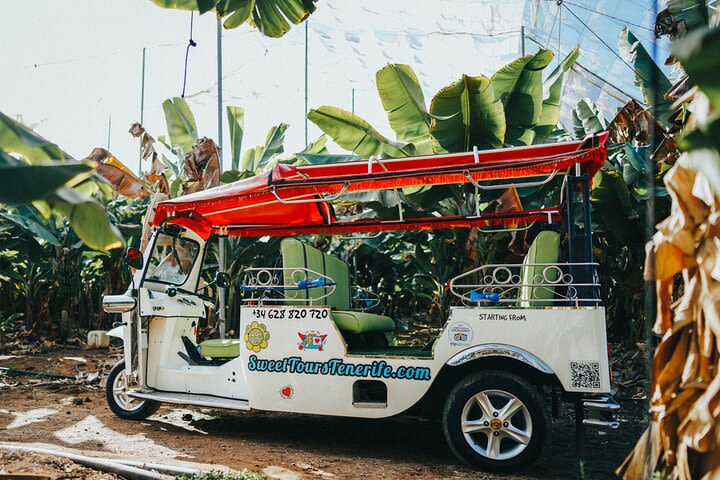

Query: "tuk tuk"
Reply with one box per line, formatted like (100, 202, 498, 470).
(103, 133, 619, 471)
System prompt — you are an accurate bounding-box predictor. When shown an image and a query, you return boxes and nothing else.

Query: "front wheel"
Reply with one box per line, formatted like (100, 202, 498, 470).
(105, 361, 160, 420)
(442, 371, 549, 472)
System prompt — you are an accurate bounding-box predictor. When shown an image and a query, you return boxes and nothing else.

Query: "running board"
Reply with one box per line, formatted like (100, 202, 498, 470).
(128, 390, 250, 411)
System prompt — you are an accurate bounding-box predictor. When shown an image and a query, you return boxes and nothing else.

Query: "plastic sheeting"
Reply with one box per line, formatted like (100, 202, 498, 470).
(523, 0, 672, 129)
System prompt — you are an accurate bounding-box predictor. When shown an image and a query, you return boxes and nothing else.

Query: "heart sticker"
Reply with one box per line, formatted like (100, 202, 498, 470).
(280, 385, 293, 399)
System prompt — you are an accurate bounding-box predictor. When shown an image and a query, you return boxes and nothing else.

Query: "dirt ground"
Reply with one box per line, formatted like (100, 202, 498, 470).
(0, 348, 647, 479)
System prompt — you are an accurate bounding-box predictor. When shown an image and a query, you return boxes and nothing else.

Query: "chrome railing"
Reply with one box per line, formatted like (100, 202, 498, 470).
(449, 262, 601, 307)
(241, 267, 337, 304)
(352, 286, 381, 311)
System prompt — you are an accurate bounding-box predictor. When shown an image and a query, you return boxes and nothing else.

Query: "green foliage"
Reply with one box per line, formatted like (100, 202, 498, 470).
(618, 29, 674, 126)
(242, 123, 288, 171)
(176, 469, 266, 480)
(162, 97, 199, 155)
(148, 0, 317, 38)
(491, 49, 554, 146)
(226, 106, 245, 171)
(533, 46, 580, 143)
(310, 53, 576, 159)
(308, 106, 415, 158)
(429, 75, 505, 152)
(376, 63, 434, 154)
(572, 99, 607, 137)
(0, 160, 94, 205)
(0, 112, 124, 251)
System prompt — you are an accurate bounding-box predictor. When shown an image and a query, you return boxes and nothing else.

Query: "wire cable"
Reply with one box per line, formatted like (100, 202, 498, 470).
(560, 2, 652, 86)
(558, 3, 563, 62)
(546, 3, 559, 48)
(181, 12, 197, 98)
(563, 1, 655, 32)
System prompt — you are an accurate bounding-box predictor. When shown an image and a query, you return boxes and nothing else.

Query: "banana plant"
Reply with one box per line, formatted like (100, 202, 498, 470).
(148, 0, 318, 37)
(491, 49, 555, 146)
(309, 50, 577, 160)
(0, 112, 124, 251)
(619, 28, 674, 127)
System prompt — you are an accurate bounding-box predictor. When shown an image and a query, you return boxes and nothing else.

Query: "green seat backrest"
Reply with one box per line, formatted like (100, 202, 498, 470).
(280, 238, 350, 310)
(518, 231, 561, 308)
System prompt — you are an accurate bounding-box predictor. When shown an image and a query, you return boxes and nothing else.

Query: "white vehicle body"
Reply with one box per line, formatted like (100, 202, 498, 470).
(106, 228, 612, 416)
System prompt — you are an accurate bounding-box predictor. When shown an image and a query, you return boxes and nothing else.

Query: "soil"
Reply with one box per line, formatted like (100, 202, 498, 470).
(0, 348, 647, 480)
(0, 450, 117, 479)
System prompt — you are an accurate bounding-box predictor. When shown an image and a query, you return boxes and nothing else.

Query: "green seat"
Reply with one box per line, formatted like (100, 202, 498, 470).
(280, 239, 394, 334)
(200, 338, 241, 358)
(518, 231, 561, 307)
(331, 311, 395, 335)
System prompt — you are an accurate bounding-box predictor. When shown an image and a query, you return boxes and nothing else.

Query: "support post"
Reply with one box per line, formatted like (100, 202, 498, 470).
(139, 47, 146, 176)
(107, 115, 112, 150)
(520, 25, 525, 55)
(217, 18, 226, 339)
(575, 398, 586, 458)
(304, 19, 309, 148)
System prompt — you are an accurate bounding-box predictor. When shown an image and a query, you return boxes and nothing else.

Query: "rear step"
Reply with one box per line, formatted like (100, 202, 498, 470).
(583, 395, 621, 412)
(128, 390, 250, 411)
(582, 418, 620, 429)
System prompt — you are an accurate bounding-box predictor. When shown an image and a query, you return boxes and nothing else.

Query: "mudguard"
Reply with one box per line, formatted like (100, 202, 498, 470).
(107, 325, 124, 340)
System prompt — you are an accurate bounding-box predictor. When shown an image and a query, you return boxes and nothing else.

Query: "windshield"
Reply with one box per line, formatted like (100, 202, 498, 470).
(144, 232, 200, 286)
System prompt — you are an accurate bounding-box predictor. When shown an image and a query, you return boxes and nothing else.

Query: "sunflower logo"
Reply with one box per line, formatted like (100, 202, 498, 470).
(244, 321, 270, 352)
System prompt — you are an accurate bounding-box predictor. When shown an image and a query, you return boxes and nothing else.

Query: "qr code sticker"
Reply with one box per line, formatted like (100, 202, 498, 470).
(570, 361, 601, 389)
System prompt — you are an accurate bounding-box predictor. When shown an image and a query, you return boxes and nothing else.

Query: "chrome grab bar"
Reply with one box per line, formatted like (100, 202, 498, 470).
(269, 182, 350, 204)
(464, 169, 559, 190)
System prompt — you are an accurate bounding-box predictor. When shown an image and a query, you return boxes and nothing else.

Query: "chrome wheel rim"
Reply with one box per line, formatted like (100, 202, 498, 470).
(461, 389, 532, 461)
(112, 369, 145, 412)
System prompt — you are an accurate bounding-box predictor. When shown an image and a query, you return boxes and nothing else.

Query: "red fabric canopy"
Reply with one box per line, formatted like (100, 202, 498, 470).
(153, 133, 608, 238)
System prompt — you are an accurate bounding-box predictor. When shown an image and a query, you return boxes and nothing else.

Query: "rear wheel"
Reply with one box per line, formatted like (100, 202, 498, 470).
(105, 361, 160, 420)
(442, 371, 549, 472)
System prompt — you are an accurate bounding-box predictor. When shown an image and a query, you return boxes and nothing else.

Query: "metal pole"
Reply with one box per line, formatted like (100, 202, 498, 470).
(521, 25, 525, 55)
(107, 115, 112, 150)
(304, 19, 309, 148)
(351, 88, 355, 114)
(217, 18, 227, 340)
(139, 47, 146, 176)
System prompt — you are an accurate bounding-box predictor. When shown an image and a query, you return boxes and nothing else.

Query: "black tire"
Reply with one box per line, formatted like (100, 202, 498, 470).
(105, 361, 160, 420)
(442, 371, 550, 472)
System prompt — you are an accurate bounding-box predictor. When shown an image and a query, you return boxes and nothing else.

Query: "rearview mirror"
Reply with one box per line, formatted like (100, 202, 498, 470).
(215, 272, 230, 289)
(125, 247, 144, 270)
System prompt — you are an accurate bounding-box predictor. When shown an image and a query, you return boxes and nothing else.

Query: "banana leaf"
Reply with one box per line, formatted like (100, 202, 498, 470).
(533, 46, 580, 144)
(491, 49, 554, 146)
(162, 97, 198, 155)
(672, 24, 720, 111)
(45, 187, 124, 251)
(0, 209, 59, 246)
(308, 106, 414, 158)
(87, 148, 153, 199)
(0, 111, 71, 163)
(572, 99, 607, 137)
(0, 153, 94, 204)
(376, 64, 433, 155)
(226, 106, 245, 171)
(591, 170, 642, 245)
(618, 28, 674, 126)
(429, 75, 505, 152)
(149, 0, 318, 37)
(242, 123, 288, 171)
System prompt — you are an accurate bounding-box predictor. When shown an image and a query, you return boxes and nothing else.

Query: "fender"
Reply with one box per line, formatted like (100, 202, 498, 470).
(446, 343, 554, 374)
(107, 325, 124, 340)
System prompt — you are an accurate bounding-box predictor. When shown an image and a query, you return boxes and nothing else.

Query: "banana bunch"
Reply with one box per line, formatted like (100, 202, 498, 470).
(57, 262, 81, 298)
